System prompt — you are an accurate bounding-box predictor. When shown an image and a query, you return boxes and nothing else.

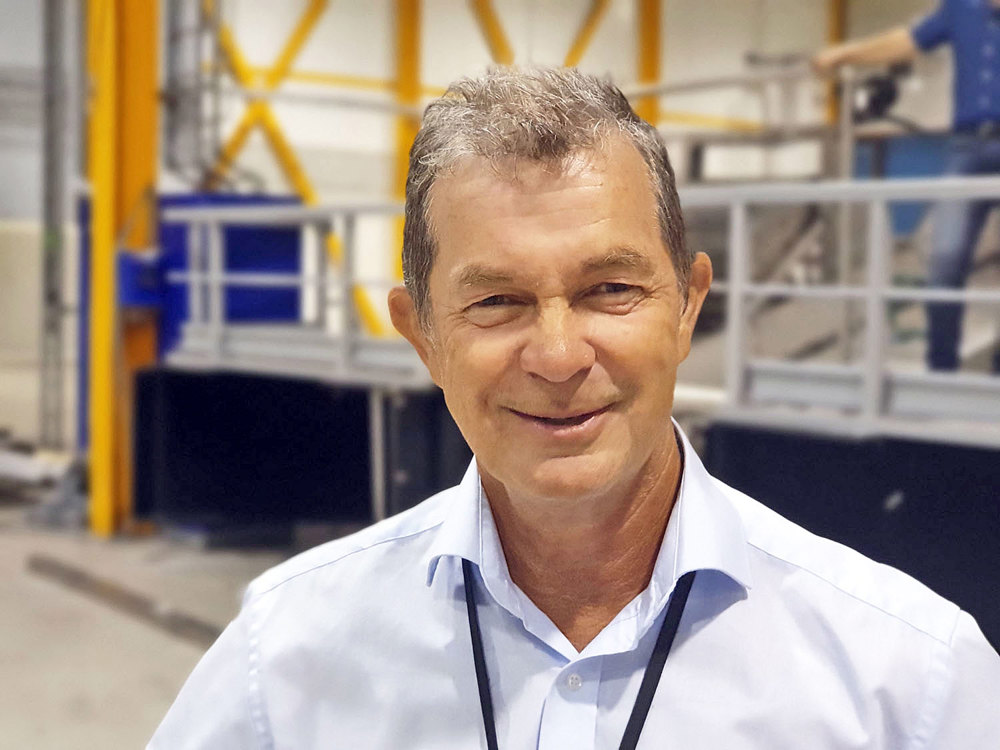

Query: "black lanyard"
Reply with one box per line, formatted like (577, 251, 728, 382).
(462, 559, 696, 750)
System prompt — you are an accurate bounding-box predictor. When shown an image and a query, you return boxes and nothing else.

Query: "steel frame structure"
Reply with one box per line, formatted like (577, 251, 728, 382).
(162, 175, 1000, 461)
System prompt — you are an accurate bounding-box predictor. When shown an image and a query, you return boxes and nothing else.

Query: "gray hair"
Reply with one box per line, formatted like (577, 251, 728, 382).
(402, 66, 688, 328)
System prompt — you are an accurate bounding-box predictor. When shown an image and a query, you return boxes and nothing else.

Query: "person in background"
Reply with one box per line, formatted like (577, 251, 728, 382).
(814, 0, 1000, 372)
(149, 66, 999, 749)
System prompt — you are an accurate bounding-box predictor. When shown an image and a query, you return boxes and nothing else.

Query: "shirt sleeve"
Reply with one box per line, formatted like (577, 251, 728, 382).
(915, 611, 1000, 749)
(910, 2, 950, 52)
(146, 610, 262, 750)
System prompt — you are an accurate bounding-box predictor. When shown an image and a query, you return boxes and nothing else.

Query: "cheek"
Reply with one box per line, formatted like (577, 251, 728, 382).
(594, 312, 680, 377)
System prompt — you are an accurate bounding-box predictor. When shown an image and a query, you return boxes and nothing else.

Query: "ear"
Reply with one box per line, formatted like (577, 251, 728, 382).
(388, 285, 442, 386)
(676, 252, 713, 361)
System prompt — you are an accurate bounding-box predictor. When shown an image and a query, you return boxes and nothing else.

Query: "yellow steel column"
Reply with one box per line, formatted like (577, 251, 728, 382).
(394, 0, 421, 279)
(114, 0, 160, 532)
(469, 0, 514, 64)
(636, 0, 661, 125)
(87, 0, 118, 537)
(826, 0, 847, 124)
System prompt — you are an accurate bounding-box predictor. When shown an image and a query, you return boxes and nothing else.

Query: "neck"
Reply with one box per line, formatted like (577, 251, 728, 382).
(482, 438, 683, 652)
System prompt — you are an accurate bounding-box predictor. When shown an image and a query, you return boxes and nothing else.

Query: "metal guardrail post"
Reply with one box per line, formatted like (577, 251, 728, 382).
(340, 214, 357, 365)
(314, 219, 332, 330)
(726, 202, 748, 405)
(187, 222, 204, 324)
(863, 200, 889, 420)
(837, 67, 857, 362)
(369, 386, 387, 522)
(207, 221, 224, 360)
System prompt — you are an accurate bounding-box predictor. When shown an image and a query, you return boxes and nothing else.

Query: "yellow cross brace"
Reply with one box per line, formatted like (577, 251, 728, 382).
(202, 0, 387, 335)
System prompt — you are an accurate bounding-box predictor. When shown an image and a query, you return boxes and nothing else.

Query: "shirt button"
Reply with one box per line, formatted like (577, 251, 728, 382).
(565, 673, 583, 691)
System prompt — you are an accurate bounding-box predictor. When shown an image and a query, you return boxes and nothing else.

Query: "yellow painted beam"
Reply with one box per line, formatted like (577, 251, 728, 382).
(353, 286, 387, 336)
(469, 0, 514, 64)
(209, 64, 447, 97)
(636, 0, 661, 125)
(114, 0, 160, 533)
(259, 105, 321, 205)
(87, 0, 118, 537)
(564, 0, 611, 67)
(202, 0, 325, 193)
(263, 0, 329, 88)
(278, 68, 395, 92)
(394, 0, 421, 281)
(203, 105, 259, 191)
(209, 4, 257, 85)
(826, 0, 847, 124)
(658, 109, 763, 133)
(203, 0, 388, 336)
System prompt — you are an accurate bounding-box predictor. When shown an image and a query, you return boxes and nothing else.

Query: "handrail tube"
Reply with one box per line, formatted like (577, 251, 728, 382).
(162, 201, 403, 224)
(682, 176, 1000, 205)
(161, 176, 1000, 225)
(621, 68, 812, 99)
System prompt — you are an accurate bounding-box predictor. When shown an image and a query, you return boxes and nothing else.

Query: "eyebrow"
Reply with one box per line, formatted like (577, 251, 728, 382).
(580, 247, 654, 275)
(452, 246, 655, 290)
(454, 265, 516, 289)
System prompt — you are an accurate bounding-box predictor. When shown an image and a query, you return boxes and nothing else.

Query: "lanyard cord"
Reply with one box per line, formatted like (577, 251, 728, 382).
(462, 559, 696, 750)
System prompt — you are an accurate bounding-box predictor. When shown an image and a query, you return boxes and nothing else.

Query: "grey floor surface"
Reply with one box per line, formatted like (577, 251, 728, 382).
(0, 503, 284, 749)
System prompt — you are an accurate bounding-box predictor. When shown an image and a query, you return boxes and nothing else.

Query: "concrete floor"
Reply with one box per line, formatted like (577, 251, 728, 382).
(0, 501, 284, 749)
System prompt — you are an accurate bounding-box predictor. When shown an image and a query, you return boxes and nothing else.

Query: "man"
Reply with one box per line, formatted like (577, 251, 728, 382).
(814, 0, 1000, 371)
(150, 67, 998, 748)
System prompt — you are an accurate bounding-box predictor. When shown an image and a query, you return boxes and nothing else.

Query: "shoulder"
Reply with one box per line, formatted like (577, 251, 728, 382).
(716, 478, 961, 646)
(244, 484, 456, 602)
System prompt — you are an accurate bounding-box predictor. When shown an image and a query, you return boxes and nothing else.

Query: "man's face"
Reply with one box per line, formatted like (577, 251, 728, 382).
(390, 138, 711, 505)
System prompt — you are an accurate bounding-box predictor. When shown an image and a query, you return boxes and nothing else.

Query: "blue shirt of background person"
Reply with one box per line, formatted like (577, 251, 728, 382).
(912, 0, 1000, 130)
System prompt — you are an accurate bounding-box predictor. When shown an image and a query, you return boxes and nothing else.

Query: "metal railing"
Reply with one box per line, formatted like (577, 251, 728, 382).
(683, 175, 1000, 448)
(162, 174, 1000, 456)
(162, 200, 413, 523)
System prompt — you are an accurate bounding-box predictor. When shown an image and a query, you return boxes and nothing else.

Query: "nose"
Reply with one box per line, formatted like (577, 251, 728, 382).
(519, 302, 595, 383)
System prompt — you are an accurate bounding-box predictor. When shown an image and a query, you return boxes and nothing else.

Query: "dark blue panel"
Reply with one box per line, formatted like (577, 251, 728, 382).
(158, 194, 302, 358)
(134, 370, 371, 526)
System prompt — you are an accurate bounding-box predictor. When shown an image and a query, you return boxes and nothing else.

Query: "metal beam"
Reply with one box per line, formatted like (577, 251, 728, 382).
(826, 0, 847, 125)
(394, 0, 421, 280)
(635, 0, 661, 124)
(564, 0, 611, 67)
(86, 0, 118, 537)
(469, 0, 514, 64)
(40, 0, 68, 449)
(200, 0, 387, 337)
(114, 0, 160, 534)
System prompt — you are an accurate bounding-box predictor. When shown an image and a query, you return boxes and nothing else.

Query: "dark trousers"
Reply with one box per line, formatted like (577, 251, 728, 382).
(927, 135, 1000, 370)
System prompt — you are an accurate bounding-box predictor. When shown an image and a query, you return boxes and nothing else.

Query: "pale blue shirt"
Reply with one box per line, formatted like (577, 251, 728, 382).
(149, 425, 1000, 749)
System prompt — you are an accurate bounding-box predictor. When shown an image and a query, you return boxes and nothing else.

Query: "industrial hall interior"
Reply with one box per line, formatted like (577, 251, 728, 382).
(1, 0, 998, 747)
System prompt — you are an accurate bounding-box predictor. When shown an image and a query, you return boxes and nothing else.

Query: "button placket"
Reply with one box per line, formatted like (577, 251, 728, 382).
(537, 661, 601, 749)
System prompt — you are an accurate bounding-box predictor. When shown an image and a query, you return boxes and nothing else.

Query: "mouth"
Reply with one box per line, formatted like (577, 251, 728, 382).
(508, 404, 613, 428)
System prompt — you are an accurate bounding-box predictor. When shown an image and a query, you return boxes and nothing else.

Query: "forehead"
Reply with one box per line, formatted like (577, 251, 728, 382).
(426, 139, 661, 262)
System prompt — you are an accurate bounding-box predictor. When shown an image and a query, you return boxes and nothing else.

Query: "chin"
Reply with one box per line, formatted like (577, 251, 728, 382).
(515, 452, 631, 501)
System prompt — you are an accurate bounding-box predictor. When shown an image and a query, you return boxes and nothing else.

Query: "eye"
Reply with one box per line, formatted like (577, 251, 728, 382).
(473, 294, 514, 308)
(584, 282, 643, 312)
(464, 294, 526, 327)
(591, 282, 635, 296)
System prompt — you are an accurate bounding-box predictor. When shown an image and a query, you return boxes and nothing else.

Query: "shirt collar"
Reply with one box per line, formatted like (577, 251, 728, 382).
(424, 420, 753, 601)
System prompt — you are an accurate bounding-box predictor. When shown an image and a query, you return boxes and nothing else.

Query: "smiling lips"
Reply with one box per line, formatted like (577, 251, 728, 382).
(509, 404, 613, 427)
